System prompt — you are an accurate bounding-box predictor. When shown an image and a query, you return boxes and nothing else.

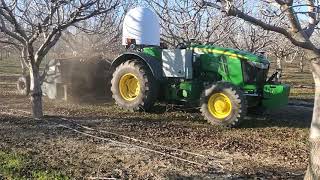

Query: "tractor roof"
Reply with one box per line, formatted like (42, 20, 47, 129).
(191, 44, 264, 62)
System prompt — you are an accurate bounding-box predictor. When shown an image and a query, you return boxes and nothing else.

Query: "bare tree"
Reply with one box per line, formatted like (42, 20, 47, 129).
(148, 0, 278, 53)
(0, 0, 119, 118)
(0, 32, 27, 73)
(226, 22, 274, 53)
(202, 0, 320, 179)
(147, 0, 238, 47)
(58, 9, 123, 59)
(268, 35, 299, 69)
(299, 51, 306, 72)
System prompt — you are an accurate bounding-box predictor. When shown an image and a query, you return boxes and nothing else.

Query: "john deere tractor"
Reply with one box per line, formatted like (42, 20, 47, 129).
(110, 7, 290, 127)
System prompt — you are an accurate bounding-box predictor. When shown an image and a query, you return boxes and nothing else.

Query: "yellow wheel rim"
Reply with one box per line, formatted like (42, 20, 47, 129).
(208, 93, 232, 119)
(119, 73, 140, 101)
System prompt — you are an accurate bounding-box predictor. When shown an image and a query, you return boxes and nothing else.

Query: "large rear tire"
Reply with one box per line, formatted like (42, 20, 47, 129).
(17, 75, 30, 96)
(200, 82, 247, 127)
(111, 60, 158, 111)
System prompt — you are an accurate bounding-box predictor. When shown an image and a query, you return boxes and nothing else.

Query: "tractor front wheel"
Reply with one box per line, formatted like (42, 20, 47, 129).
(200, 82, 247, 127)
(111, 60, 158, 111)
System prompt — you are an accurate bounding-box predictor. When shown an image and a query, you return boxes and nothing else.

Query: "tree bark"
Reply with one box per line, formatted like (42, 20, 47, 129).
(276, 57, 282, 70)
(20, 58, 27, 75)
(300, 56, 304, 73)
(21, 47, 28, 75)
(305, 60, 320, 180)
(29, 64, 43, 119)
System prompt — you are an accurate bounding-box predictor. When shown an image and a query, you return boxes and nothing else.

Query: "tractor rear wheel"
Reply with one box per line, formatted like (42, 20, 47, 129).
(200, 82, 247, 127)
(111, 60, 158, 111)
(17, 75, 30, 96)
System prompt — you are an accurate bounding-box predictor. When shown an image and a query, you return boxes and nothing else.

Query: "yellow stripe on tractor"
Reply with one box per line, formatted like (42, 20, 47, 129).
(193, 48, 248, 60)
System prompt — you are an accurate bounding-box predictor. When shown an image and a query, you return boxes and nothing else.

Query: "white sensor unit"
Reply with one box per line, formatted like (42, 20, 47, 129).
(122, 7, 160, 46)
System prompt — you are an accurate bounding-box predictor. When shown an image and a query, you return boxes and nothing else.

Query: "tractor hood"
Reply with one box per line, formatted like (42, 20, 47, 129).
(191, 44, 268, 65)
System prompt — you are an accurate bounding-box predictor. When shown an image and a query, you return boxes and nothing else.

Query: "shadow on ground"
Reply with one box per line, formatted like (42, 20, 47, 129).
(56, 102, 313, 129)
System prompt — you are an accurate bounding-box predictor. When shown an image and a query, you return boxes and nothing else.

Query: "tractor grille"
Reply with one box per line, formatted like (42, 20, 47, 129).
(241, 61, 268, 86)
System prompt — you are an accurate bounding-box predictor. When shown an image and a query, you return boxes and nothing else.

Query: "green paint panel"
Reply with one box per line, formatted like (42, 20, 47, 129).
(191, 44, 263, 62)
(179, 81, 202, 100)
(198, 53, 244, 86)
(164, 81, 202, 102)
(262, 84, 290, 109)
(223, 56, 243, 86)
(143, 47, 162, 60)
(242, 84, 257, 90)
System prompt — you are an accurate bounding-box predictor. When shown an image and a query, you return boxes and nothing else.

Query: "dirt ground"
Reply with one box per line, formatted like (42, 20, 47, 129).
(0, 70, 313, 179)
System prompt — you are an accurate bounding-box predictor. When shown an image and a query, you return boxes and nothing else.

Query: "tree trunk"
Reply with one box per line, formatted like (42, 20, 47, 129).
(21, 48, 28, 75)
(276, 57, 282, 70)
(20, 58, 27, 75)
(300, 56, 304, 73)
(304, 60, 320, 180)
(29, 64, 43, 119)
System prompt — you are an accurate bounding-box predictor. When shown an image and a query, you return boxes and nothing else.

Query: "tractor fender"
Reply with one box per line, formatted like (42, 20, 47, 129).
(111, 52, 163, 80)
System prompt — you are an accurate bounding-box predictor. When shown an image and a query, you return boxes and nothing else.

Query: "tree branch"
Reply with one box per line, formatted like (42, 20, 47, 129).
(202, 0, 320, 52)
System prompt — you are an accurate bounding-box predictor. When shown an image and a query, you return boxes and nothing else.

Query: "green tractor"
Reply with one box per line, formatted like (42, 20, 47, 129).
(110, 7, 290, 127)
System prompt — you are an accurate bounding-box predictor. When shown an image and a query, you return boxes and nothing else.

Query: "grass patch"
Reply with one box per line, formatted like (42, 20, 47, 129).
(289, 88, 314, 100)
(0, 57, 46, 75)
(0, 150, 69, 180)
(0, 58, 22, 74)
(0, 65, 22, 74)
